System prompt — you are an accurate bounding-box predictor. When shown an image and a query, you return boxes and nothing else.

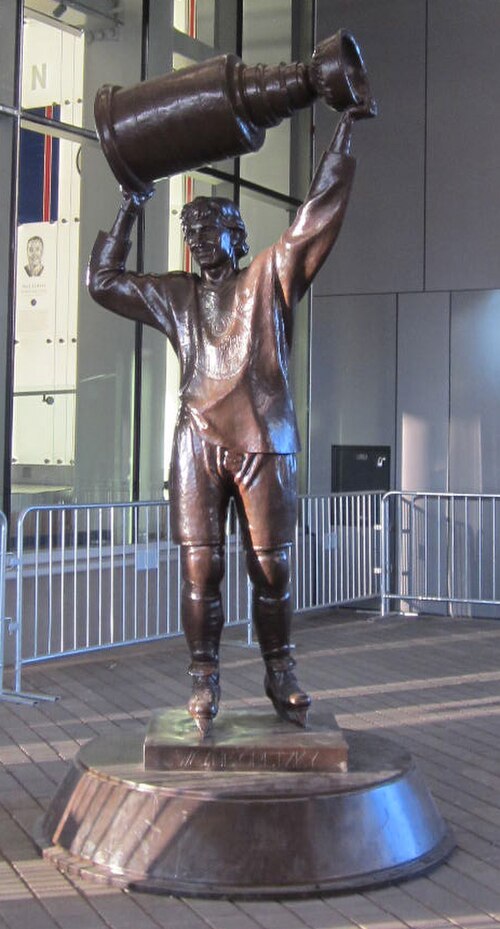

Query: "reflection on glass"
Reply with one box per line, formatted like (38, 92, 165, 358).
(239, 187, 291, 260)
(22, 4, 142, 133)
(173, 0, 194, 37)
(241, 0, 292, 197)
(24, 0, 121, 33)
(12, 127, 137, 521)
(13, 127, 81, 517)
(11, 1, 312, 521)
(172, 51, 195, 72)
(22, 16, 84, 127)
(173, 0, 215, 45)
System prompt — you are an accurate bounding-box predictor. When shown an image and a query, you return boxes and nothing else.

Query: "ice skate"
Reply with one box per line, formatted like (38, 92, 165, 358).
(264, 656, 311, 728)
(188, 662, 220, 737)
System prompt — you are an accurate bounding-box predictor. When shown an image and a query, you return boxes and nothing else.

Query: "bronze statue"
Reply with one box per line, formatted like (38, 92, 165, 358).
(88, 36, 376, 735)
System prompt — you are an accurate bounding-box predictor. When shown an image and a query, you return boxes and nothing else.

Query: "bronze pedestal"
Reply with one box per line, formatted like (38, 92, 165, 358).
(37, 710, 454, 897)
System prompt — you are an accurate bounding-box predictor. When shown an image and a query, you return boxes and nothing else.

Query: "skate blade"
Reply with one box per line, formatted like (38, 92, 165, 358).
(270, 700, 310, 729)
(191, 715, 213, 738)
(285, 704, 310, 728)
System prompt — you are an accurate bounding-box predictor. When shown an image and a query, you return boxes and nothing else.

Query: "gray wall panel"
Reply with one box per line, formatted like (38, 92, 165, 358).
(309, 293, 396, 494)
(313, 0, 426, 297)
(397, 293, 450, 492)
(0, 3, 18, 106)
(450, 290, 500, 494)
(426, 1, 500, 291)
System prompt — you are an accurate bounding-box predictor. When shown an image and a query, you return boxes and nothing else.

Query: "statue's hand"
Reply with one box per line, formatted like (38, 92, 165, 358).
(328, 95, 377, 154)
(109, 187, 154, 239)
(345, 96, 378, 121)
(120, 187, 155, 211)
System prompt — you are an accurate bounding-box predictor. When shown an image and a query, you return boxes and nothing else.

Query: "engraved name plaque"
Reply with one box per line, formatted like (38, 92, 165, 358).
(143, 707, 348, 773)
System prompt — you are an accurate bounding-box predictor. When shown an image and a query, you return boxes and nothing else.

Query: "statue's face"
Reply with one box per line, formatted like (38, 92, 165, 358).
(185, 219, 234, 270)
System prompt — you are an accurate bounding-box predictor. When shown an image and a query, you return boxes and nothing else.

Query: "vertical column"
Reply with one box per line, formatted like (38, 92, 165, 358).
(0, 0, 22, 515)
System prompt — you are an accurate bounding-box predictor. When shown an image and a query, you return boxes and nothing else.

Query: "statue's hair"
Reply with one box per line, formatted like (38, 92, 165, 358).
(180, 196, 249, 259)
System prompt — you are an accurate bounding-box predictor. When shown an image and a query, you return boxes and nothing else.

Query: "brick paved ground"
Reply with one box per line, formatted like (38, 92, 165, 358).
(1, 609, 500, 928)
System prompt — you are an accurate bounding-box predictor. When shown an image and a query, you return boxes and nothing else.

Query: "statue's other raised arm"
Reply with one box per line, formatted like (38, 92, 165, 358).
(275, 96, 377, 311)
(87, 188, 176, 339)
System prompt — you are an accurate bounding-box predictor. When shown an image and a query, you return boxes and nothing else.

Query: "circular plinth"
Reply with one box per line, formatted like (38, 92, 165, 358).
(37, 725, 454, 897)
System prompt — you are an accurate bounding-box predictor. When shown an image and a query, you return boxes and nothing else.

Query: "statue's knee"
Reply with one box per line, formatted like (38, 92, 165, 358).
(181, 545, 224, 596)
(248, 547, 291, 598)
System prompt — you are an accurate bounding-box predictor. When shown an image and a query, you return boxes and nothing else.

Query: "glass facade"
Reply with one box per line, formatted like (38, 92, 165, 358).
(0, 0, 314, 527)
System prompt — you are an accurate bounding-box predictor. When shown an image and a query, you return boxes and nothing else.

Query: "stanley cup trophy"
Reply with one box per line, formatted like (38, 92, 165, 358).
(93, 30, 371, 195)
(37, 31, 455, 896)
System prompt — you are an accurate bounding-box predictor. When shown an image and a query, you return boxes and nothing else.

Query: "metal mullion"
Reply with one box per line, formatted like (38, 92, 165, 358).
(130, 0, 151, 504)
(19, 111, 98, 143)
(3, 0, 23, 521)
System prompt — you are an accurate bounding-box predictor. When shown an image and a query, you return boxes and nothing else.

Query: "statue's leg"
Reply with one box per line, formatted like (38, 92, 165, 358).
(246, 544, 311, 727)
(169, 425, 229, 733)
(180, 543, 225, 731)
(233, 452, 310, 725)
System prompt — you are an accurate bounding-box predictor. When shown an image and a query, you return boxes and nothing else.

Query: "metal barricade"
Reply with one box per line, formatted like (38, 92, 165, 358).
(0, 510, 14, 701)
(12, 498, 250, 699)
(294, 492, 383, 612)
(4, 491, 384, 699)
(5, 487, 500, 702)
(381, 491, 500, 617)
